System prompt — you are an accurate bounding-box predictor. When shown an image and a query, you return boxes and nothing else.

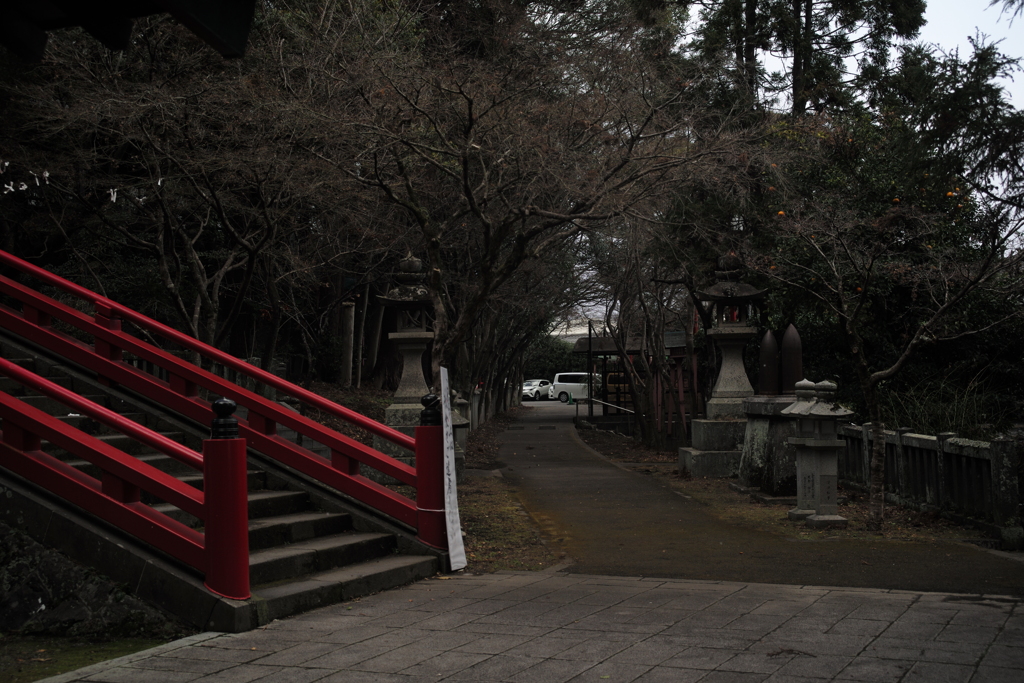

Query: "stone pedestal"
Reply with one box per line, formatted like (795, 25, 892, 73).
(679, 419, 746, 477)
(739, 396, 797, 495)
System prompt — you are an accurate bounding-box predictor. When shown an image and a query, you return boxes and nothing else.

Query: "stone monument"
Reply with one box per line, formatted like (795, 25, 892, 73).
(738, 325, 803, 495)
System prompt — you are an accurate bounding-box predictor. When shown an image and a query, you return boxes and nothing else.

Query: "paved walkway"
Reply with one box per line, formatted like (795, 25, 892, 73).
(44, 402, 1024, 682)
(42, 572, 1024, 682)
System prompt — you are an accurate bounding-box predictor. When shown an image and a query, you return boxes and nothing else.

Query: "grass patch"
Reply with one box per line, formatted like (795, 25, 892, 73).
(0, 635, 167, 683)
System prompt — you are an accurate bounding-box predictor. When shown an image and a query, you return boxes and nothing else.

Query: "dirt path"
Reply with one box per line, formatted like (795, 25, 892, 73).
(499, 403, 1024, 596)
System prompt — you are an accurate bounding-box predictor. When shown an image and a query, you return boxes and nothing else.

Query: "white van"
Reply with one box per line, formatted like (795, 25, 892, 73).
(550, 373, 601, 403)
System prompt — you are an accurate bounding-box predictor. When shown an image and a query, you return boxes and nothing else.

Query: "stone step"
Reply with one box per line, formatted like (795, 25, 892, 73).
(44, 431, 190, 458)
(249, 531, 396, 585)
(253, 554, 438, 622)
(151, 489, 310, 528)
(248, 511, 353, 551)
(63, 452, 202, 479)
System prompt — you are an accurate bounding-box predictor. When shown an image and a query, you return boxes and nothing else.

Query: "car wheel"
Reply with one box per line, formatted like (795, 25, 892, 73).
(558, 391, 569, 403)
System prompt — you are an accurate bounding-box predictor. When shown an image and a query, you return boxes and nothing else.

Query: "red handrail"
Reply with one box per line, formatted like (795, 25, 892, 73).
(0, 357, 204, 471)
(0, 250, 415, 451)
(0, 248, 443, 537)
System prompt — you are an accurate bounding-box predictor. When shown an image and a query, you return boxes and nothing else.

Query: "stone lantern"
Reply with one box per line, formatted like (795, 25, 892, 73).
(680, 254, 764, 478)
(782, 379, 854, 528)
(371, 255, 434, 471)
(695, 253, 765, 419)
(372, 255, 466, 480)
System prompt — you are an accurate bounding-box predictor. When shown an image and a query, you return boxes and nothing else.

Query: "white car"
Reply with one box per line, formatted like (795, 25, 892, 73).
(521, 379, 551, 400)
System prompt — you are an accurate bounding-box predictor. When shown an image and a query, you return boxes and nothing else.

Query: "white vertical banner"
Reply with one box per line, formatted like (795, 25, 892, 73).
(439, 367, 467, 570)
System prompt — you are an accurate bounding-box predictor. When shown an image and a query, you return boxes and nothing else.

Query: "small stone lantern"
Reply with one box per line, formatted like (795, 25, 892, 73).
(782, 380, 854, 528)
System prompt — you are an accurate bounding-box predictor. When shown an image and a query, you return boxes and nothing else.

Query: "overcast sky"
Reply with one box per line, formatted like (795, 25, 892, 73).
(918, 0, 1022, 106)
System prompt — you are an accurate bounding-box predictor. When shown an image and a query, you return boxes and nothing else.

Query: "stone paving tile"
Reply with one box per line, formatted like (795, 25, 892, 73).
(318, 670, 438, 683)
(980, 643, 1024, 669)
(550, 637, 636, 662)
(505, 656, 597, 683)
(750, 600, 821, 617)
(750, 633, 873, 657)
(901, 661, 974, 682)
(84, 668, 202, 682)
(534, 588, 606, 604)
(198, 630, 312, 649)
(189, 663, 284, 683)
(474, 600, 563, 623)
(564, 615, 666, 634)
(694, 671, 770, 682)
(407, 610, 486, 631)
(451, 633, 533, 655)
(456, 621, 555, 637)
(664, 611, 740, 630)
(618, 589, 694, 609)
(605, 635, 691, 666)
(374, 610, 437, 628)
(252, 642, 351, 668)
(171, 647, 267, 664)
(130, 657, 233, 675)
(660, 645, 745, 670)
(564, 660, 653, 682)
(878, 620, 944, 639)
(523, 602, 609, 627)
(723, 613, 791, 635)
(502, 633, 592, 658)
(309, 624, 393, 644)
(826, 618, 889, 637)
(895, 607, 958, 624)
(577, 592, 654, 607)
(240, 667, 331, 683)
(834, 657, 914, 682)
(717, 652, 792, 675)
(354, 642, 483, 674)
(844, 604, 911, 622)
(622, 607, 694, 626)
(297, 642, 393, 670)
(936, 624, 1001, 643)
(646, 629, 755, 651)
(632, 666, 707, 683)
(442, 653, 546, 681)
(449, 598, 521, 615)
(948, 607, 1013, 626)
(969, 665, 1024, 682)
(771, 653, 852, 679)
(660, 596, 732, 611)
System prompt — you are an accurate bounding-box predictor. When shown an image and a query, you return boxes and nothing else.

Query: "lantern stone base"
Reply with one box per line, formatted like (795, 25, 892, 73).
(692, 418, 746, 452)
(805, 514, 849, 529)
(679, 447, 741, 478)
(369, 402, 466, 485)
(787, 508, 815, 521)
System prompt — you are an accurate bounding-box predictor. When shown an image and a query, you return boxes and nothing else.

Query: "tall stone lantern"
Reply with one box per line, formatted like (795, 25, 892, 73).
(680, 254, 765, 477)
(372, 256, 434, 468)
(696, 253, 765, 418)
(372, 255, 467, 481)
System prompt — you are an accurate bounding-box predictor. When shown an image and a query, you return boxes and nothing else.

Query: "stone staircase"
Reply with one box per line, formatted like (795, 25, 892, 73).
(0, 338, 440, 632)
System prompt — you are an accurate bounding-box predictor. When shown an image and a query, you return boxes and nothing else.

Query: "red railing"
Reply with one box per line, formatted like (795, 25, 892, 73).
(0, 249, 447, 597)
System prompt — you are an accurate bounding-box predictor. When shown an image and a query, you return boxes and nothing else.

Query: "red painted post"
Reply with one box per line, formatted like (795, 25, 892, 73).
(415, 394, 447, 550)
(203, 398, 250, 600)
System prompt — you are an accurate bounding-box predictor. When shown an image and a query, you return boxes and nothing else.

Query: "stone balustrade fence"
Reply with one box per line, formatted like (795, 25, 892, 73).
(839, 424, 1023, 548)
